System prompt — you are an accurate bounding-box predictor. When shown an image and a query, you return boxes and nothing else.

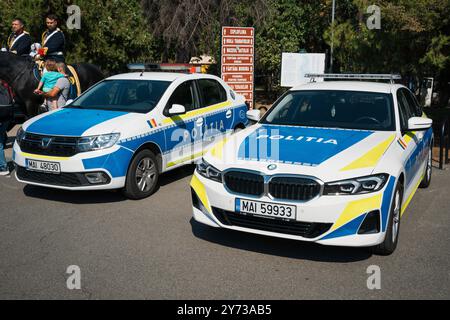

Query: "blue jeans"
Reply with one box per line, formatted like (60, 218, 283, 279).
(0, 121, 8, 171)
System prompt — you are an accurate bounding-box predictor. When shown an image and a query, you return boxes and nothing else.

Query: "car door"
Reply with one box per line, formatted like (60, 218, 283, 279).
(397, 88, 424, 190)
(163, 80, 200, 169)
(196, 78, 232, 145)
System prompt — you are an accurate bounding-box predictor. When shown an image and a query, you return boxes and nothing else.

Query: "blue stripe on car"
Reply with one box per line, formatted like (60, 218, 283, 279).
(238, 125, 373, 166)
(320, 214, 366, 240)
(26, 109, 128, 136)
(381, 176, 396, 232)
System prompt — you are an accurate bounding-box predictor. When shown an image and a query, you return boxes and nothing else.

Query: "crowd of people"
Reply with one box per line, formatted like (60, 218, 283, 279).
(0, 14, 70, 176)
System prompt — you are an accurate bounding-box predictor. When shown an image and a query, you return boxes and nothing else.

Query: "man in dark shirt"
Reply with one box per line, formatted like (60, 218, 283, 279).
(37, 14, 65, 62)
(5, 18, 32, 57)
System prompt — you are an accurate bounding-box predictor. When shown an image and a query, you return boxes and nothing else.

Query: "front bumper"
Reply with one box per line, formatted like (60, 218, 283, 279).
(13, 142, 132, 190)
(191, 172, 397, 247)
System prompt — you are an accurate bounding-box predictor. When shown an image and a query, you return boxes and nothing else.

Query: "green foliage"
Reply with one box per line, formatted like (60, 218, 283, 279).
(324, 0, 450, 78)
(0, 0, 156, 73)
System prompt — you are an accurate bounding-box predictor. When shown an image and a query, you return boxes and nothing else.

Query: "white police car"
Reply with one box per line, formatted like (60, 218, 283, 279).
(14, 72, 249, 199)
(191, 75, 433, 255)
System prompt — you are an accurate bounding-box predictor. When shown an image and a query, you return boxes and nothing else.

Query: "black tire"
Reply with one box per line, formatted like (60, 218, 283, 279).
(122, 149, 159, 200)
(372, 183, 403, 256)
(419, 145, 432, 188)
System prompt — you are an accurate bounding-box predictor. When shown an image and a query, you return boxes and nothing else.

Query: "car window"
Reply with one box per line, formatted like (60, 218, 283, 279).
(397, 89, 414, 131)
(260, 90, 395, 131)
(68, 80, 171, 113)
(197, 79, 227, 107)
(166, 81, 196, 113)
(404, 89, 422, 116)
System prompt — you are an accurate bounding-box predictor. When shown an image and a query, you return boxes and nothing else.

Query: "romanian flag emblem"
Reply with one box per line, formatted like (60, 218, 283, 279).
(397, 139, 407, 150)
(147, 119, 158, 129)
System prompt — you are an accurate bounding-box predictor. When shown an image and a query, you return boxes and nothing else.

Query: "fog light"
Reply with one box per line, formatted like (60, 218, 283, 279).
(85, 172, 109, 184)
(358, 210, 381, 235)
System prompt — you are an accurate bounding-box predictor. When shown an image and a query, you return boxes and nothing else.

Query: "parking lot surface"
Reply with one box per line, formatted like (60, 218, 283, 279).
(0, 130, 449, 300)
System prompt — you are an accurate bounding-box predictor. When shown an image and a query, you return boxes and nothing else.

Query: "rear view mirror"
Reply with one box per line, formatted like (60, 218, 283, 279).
(408, 117, 433, 131)
(247, 109, 261, 122)
(168, 104, 186, 116)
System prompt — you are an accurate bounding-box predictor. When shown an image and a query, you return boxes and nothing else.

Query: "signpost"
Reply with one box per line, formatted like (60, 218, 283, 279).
(221, 26, 255, 109)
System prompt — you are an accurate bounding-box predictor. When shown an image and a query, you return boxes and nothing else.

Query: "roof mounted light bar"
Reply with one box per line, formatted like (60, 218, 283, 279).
(127, 63, 196, 74)
(305, 73, 402, 84)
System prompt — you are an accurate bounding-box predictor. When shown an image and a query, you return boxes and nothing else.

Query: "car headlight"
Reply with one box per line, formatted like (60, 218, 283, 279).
(77, 133, 120, 152)
(323, 174, 389, 195)
(196, 158, 222, 183)
(16, 127, 25, 145)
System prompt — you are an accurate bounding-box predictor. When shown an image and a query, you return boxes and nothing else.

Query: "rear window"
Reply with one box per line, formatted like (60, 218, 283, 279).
(197, 79, 227, 107)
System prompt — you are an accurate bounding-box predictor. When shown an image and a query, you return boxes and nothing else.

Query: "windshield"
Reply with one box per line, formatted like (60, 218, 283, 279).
(261, 90, 395, 131)
(68, 80, 171, 113)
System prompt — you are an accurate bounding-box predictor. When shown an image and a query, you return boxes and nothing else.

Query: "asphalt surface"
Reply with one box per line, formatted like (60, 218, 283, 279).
(0, 128, 449, 300)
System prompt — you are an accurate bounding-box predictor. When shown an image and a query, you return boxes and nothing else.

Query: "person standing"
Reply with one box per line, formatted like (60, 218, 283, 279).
(36, 14, 65, 62)
(2, 18, 32, 57)
(0, 117, 10, 176)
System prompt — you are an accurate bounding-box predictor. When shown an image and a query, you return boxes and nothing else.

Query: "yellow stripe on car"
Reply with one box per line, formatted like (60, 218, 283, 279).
(190, 174, 212, 213)
(162, 101, 232, 125)
(166, 151, 205, 168)
(210, 137, 229, 160)
(20, 152, 70, 161)
(340, 134, 396, 171)
(331, 194, 383, 231)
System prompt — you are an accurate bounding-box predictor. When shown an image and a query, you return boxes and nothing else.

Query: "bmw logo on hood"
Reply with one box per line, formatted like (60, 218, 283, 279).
(267, 164, 277, 171)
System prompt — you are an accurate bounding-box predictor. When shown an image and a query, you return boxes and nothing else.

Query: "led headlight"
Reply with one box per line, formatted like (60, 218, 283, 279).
(77, 133, 120, 152)
(196, 158, 222, 183)
(16, 127, 25, 145)
(323, 174, 389, 195)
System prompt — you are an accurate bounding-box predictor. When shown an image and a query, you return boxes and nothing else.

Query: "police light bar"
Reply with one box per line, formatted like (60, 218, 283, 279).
(305, 73, 402, 83)
(127, 63, 199, 74)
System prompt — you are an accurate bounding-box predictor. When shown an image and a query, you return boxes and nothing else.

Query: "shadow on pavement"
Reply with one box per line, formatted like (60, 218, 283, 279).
(21, 164, 196, 204)
(190, 219, 372, 263)
(22, 185, 127, 204)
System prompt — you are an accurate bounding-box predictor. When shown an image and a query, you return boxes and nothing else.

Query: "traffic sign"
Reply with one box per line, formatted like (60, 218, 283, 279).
(221, 26, 255, 109)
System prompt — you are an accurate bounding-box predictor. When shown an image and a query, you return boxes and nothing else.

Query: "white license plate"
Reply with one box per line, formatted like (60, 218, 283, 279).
(26, 159, 61, 174)
(235, 199, 297, 221)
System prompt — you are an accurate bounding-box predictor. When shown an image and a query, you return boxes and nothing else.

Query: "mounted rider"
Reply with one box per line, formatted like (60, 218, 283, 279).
(35, 14, 65, 62)
(1, 18, 32, 57)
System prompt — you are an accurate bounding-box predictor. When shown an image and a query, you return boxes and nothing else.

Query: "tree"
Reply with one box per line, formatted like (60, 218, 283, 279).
(324, 0, 450, 105)
(0, 0, 156, 74)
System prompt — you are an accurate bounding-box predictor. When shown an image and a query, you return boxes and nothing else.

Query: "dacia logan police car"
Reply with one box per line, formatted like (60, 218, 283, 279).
(13, 72, 249, 199)
(191, 75, 433, 255)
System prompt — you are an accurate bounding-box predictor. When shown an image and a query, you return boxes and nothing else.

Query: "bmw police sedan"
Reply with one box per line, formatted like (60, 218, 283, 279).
(14, 72, 248, 199)
(191, 77, 433, 255)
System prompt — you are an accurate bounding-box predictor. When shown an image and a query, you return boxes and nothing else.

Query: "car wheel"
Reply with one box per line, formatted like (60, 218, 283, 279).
(123, 149, 159, 200)
(372, 183, 403, 256)
(419, 146, 432, 188)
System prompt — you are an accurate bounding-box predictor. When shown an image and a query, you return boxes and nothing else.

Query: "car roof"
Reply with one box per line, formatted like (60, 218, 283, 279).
(106, 72, 222, 83)
(290, 81, 405, 94)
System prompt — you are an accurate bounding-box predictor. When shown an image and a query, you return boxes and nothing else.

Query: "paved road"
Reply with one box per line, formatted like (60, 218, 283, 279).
(0, 130, 449, 300)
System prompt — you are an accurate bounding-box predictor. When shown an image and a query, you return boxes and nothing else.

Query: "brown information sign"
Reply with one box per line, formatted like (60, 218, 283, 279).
(221, 26, 255, 109)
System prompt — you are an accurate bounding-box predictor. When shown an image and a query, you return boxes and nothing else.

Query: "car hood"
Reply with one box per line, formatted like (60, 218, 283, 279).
(23, 108, 131, 136)
(204, 124, 396, 181)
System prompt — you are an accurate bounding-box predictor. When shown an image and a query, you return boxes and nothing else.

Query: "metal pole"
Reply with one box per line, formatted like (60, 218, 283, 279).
(330, 0, 336, 73)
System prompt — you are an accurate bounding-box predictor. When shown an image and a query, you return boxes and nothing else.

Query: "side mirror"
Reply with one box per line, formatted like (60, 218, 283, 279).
(247, 109, 261, 122)
(408, 117, 433, 131)
(65, 99, 74, 106)
(168, 104, 186, 116)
